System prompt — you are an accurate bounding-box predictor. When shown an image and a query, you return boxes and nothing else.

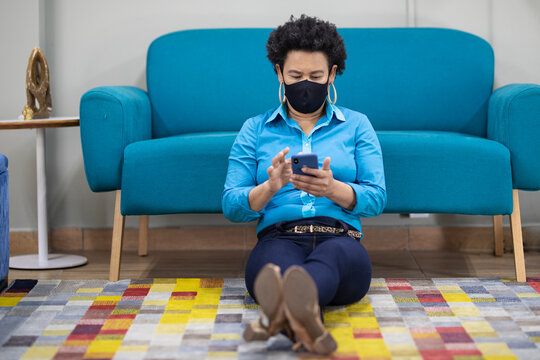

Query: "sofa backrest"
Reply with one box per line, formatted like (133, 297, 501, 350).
(147, 27, 494, 139)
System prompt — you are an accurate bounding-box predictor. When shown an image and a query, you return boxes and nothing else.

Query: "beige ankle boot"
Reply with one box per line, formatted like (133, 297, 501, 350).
(243, 263, 293, 341)
(282, 265, 337, 355)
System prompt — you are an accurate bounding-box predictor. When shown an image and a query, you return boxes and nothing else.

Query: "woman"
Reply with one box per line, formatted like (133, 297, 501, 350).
(222, 15, 386, 355)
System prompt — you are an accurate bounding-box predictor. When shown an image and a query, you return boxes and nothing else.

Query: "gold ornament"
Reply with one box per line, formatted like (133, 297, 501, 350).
(22, 104, 34, 120)
(25, 47, 52, 119)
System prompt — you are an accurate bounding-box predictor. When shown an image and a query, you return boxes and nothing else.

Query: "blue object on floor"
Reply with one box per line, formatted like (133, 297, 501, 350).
(0, 153, 9, 291)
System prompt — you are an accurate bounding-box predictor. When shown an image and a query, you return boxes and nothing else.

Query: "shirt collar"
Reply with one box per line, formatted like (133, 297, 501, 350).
(265, 102, 346, 125)
(326, 102, 345, 122)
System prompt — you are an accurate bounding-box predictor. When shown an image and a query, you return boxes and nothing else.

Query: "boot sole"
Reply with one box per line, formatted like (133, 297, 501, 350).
(243, 264, 283, 341)
(283, 266, 337, 355)
(254, 264, 282, 320)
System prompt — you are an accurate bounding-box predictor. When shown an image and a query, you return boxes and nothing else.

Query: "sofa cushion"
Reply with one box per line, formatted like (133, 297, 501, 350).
(122, 130, 513, 217)
(147, 28, 493, 139)
(379, 131, 513, 215)
(338, 28, 493, 137)
(0, 153, 7, 174)
(121, 132, 237, 215)
(147, 29, 275, 139)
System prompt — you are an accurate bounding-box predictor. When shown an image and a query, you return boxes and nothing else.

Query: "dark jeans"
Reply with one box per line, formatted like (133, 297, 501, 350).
(245, 216, 372, 308)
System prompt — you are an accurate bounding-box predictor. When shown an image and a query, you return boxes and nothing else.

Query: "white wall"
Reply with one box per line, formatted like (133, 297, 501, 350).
(1, 0, 539, 231)
(0, 0, 42, 231)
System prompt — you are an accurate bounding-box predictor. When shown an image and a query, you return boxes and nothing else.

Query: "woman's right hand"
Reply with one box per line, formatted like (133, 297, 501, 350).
(248, 147, 291, 212)
(266, 147, 292, 193)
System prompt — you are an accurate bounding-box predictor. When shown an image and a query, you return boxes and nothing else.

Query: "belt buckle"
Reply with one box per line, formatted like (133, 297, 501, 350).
(293, 225, 314, 233)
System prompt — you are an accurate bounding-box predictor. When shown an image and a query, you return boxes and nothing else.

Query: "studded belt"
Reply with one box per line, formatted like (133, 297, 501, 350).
(284, 225, 363, 239)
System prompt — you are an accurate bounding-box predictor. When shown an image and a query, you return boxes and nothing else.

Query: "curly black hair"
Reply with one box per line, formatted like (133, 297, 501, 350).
(266, 14, 347, 75)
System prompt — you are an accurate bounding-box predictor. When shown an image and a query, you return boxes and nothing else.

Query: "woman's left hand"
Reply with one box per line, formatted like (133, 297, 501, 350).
(291, 157, 336, 198)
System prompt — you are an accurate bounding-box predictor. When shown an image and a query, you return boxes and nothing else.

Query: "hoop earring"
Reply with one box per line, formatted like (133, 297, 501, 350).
(279, 82, 286, 104)
(328, 83, 337, 104)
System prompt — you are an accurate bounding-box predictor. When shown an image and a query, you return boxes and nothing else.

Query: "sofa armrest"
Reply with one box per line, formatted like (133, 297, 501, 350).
(488, 83, 540, 190)
(80, 86, 152, 192)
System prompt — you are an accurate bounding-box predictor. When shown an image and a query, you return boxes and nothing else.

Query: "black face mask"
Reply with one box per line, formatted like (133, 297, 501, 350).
(284, 77, 329, 114)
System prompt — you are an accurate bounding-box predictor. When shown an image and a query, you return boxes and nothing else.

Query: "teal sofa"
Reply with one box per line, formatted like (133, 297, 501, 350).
(80, 28, 540, 282)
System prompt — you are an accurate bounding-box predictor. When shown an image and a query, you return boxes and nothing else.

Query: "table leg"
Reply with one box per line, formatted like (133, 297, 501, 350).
(36, 127, 48, 265)
(9, 128, 87, 269)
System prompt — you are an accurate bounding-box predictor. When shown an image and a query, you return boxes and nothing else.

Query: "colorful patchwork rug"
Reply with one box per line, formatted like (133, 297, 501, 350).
(1, 278, 540, 360)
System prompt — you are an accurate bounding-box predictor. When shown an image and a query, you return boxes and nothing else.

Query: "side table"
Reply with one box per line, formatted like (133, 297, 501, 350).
(0, 117, 87, 269)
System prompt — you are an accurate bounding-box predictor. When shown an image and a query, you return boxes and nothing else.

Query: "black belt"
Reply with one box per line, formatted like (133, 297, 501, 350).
(284, 225, 363, 239)
(258, 218, 363, 240)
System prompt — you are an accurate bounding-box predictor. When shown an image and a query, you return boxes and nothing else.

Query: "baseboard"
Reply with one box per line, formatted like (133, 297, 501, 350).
(8, 225, 540, 254)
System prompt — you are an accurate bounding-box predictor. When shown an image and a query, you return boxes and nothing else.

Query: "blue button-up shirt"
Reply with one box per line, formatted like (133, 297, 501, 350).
(222, 102, 387, 237)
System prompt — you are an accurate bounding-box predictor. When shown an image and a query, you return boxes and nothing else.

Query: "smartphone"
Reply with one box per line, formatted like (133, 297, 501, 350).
(291, 153, 319, 176)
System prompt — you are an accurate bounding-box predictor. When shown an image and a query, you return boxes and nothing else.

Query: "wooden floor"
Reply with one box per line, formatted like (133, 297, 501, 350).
(7, 249, 540, 282)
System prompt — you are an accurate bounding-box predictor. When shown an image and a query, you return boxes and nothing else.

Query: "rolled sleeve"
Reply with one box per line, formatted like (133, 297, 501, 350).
(222, 117, 263, 223)
(222, 185, 260, 222)
(345, 116, 387, 217)
(345, 182, 387, 217)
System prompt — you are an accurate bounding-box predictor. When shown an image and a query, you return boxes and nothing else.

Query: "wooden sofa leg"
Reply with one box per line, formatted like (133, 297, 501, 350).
(493, 215, 504, 256)
(138, 215, 148, 256)
(510, 189, 526, 282)
(110, 190, 125, 282)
